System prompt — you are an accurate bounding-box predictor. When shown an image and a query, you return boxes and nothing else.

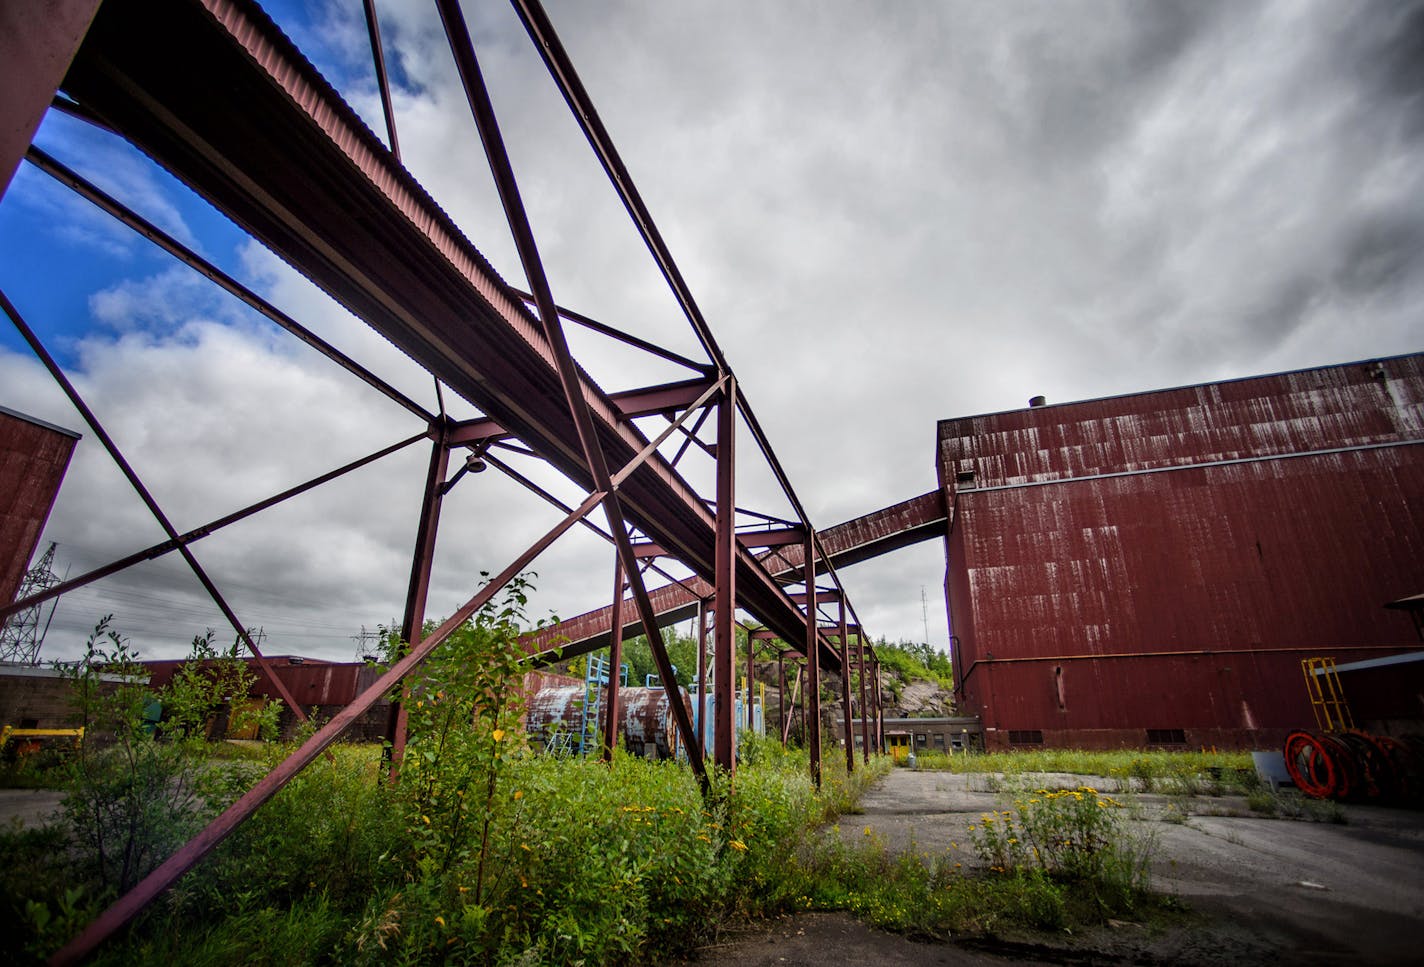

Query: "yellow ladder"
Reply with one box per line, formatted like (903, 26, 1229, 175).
(1301, 657, 1354, 732)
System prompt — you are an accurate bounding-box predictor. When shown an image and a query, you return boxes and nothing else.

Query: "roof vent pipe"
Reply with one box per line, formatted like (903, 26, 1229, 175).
(1029, 395, 1047, 408)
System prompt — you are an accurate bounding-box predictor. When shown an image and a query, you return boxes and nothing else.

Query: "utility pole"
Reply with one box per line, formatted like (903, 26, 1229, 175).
(921, 585, 930, 647)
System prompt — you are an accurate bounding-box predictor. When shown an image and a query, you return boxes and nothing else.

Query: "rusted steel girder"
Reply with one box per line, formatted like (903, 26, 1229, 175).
(602, 557, 625, 762)
(714, 379, 737, 772)
(1, 289, 307, 724)
(0, 430, 426, 623)
(59, 0, 818, 663)
(386, 428, 452, 773)
(24, 145, 435, 424)
(50, 486, 610, 966)
(431, 0, 705, 786)
(857, 630, 870, 763)
(359, 0, 399, 161)
(523, 488, 949, 662)
(804, 537, 821, 788)
(840, 605, 854, 774)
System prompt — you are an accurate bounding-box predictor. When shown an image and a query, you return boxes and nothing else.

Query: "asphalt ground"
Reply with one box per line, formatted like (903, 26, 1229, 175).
(685, 768, 1424, 966)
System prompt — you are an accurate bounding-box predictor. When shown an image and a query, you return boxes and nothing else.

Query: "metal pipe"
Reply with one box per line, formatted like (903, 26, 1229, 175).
(0, 430, 426, 622)
(508, 0, 729, 374)
(1, 288, 307, 722)
(50, 485, 609, 966)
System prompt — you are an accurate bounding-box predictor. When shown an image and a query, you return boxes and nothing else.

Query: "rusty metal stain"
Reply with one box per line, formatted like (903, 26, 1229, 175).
(942, 356, 1424, 747)
(0, 409, 79, 611)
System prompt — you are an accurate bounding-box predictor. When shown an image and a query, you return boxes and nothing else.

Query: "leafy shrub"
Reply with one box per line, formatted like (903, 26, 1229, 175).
(969, 785, 1151, 915)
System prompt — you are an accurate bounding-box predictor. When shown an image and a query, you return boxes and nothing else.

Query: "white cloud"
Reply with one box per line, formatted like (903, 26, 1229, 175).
(5, 0, 1422, 659)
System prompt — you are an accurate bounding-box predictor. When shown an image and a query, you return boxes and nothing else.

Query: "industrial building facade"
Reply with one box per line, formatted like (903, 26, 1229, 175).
(0, 405, 78, 611)
(940, 354, 1424, 751)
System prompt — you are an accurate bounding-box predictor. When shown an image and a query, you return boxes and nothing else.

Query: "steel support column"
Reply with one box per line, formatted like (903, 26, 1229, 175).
(874, 660, 884, 753)
(804, 537, 821, 788)
(857, 630, 870, 763)
(601, 557, 625, 762)
(386, 429, 451, 772)
(839, 606, 854, 774)
(777, 651, 785, 747)
(713, 379, 737, 772)
(695, 598, 708, 759)
(746, 634, 755, 730)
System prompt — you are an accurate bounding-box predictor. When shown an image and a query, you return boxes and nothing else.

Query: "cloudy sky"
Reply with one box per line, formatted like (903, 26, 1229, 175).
(2, 0, 1421, 662)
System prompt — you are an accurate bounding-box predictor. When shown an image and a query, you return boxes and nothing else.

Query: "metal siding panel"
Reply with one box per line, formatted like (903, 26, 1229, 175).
(0, 412, 77, 608)
(947, 357, 1424, 744)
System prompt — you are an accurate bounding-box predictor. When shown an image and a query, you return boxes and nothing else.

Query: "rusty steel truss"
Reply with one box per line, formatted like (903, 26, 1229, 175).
(0, 0, 893, 960)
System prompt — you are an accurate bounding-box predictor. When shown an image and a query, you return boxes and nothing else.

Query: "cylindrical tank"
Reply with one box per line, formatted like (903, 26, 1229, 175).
(525, 684, 691, 759)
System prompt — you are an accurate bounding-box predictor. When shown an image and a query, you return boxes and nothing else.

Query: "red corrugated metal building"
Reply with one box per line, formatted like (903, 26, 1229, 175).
(1, 405, 80, 610)
(939, 354, 1424, 750)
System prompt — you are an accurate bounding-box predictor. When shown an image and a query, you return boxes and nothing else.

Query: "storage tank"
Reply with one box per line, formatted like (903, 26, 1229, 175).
(526, 684, 691, 759)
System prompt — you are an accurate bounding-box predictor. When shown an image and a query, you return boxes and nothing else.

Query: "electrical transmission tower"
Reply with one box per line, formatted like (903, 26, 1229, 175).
(0, 542, 62, 665)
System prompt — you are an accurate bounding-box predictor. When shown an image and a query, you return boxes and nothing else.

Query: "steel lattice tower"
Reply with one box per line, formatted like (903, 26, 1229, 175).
(0, 542, 61, 665)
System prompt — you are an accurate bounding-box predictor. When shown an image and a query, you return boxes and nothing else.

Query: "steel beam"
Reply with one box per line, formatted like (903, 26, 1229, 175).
(601, 556, 625, 762)
(508, 286, 706, 373)
(857, 629, 869, 763)
(446, 376, 719, 446)
(1, 289, 307, 723)
(60, 0, 818, 659)
(386, 430, 451, 772)
(25, 146, 435, 424)
(804, 536, 821, 787)
(433, 0, 704, 786)
(360, 0, 400, 160)
(738, 528, 806, 549)
(0, 430, 425, 622)
(713, 378, 737, 772)
(839, 604, 854, 773)
(695, 597, 708, 759)
(50, 485, 609, 966)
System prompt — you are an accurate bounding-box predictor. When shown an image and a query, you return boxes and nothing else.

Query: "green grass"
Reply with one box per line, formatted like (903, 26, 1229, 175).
(911, 748, 1256, 794)
(1, 738, 898, 966)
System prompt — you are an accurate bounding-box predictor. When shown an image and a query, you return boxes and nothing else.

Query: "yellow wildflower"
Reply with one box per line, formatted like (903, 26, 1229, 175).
(435, 916, 445, 927)
(492, 728, 506, 742)
(729, 840, 748, 852)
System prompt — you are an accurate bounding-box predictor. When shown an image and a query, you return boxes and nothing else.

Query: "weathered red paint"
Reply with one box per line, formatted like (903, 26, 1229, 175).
(940, 355, 1424, 750)
(0, 407, 78, 612)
